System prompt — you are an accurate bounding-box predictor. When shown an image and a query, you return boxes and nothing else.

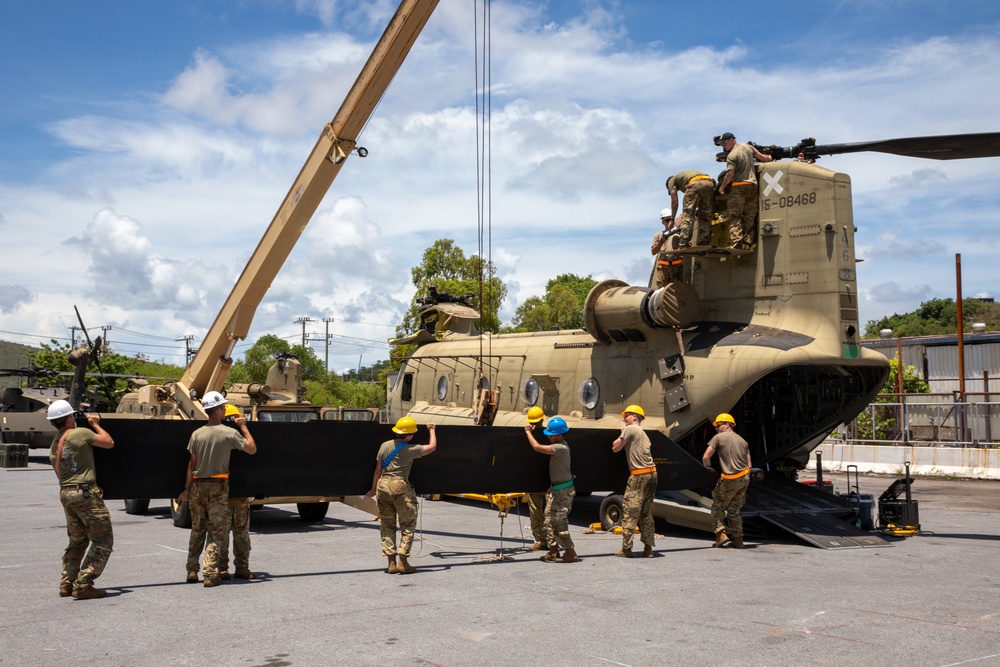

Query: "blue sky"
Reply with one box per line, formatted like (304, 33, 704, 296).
(1, 0, 999, 371)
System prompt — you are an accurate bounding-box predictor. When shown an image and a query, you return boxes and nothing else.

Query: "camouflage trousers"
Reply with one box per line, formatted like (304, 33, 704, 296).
(59, 484, 114, 592)
(186, 480, 231, 578)
(681, 179, 715, 246)
(525, 492, 546, 545)
(652, 257, 683, 289)
(711, 474, 749, 538)
(376, 476, 418, 557)
(726, 183, 759, 246)
(543, 486, 576, 550)
(218, 497, 252, 572)
(621, 472, 657, 550)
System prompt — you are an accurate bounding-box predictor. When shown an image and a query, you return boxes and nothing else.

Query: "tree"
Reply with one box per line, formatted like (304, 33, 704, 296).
(228, 335, 325, 384)
(864, 297, 1000, 338)
(853, 358, 929, 442)
(396, 239, 507, 338)
(507, 273, 597, 332)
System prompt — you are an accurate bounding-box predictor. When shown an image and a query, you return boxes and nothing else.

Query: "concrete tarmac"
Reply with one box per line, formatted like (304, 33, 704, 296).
(2, 455, 999, 667)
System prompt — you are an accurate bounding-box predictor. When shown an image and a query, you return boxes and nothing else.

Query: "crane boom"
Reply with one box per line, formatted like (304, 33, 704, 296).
(165, 0, 439, 418)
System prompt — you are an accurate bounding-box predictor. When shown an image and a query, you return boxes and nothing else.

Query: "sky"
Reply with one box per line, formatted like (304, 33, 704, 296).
(1, 0, 999, 373)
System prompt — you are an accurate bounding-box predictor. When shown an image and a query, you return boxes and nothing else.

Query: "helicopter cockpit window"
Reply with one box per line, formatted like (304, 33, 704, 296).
(436, 375, 449, 401)
(577, 378, 600, 410)
(520, 378, 539, 406)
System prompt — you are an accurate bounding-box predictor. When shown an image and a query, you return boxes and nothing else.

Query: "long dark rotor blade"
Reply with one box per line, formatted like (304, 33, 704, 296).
(73, 305, 115, 407)
(812, 133, 1000, 160)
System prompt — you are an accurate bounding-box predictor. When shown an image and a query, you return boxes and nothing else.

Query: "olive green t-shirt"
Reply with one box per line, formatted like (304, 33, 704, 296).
(707, 430, 749, 475)
(50, 427, 98, 487)
(667, 170, 708, 193)
(620, 424, 655, 470)
(377, 439, 426, 478)
(726, 143, 758, 184)
(548, 441, 572, 484)
(187, 423, 247, 478)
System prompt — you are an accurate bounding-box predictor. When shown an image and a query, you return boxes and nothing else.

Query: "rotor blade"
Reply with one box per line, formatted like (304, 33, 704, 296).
(812, 133, 1000, 160)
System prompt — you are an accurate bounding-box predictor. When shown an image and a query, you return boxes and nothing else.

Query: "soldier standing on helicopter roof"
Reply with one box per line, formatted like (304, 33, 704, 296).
(612, 405, 657, 558)
(716, 132, 773, 250)
(524, 416, 579, 563)
(523, 406, 549, 552)
(665, 170, 715, 249)
(367, 417, 437, 574)
(702, 413, 751, 549)
(650, 209, 684, 289)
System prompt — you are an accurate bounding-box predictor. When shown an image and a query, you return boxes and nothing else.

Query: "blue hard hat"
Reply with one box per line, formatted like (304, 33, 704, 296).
(543, 416, 569, 436)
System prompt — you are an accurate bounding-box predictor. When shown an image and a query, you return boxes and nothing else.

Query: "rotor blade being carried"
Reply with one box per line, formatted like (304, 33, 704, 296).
(811, 132, 1000, 160)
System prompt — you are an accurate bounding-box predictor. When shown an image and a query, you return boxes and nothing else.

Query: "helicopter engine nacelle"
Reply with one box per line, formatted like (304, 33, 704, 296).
(583, 280, 701, 345)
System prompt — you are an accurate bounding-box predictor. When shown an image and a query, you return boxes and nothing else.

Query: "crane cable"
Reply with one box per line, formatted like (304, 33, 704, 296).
(474, 0, 492, 397)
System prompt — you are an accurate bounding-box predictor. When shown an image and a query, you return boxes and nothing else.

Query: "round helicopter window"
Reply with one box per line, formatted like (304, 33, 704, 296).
(520, 378, 539, 406)
(436, 375, 449, 401)
(577, 378, 600, 410)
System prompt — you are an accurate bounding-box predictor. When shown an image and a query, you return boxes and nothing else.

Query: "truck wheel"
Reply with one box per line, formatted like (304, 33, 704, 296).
(124, 498, 150, 515)
(599, 494, 625, 531)
(297, 502, 329, 523)
(171, 498, 191, 528)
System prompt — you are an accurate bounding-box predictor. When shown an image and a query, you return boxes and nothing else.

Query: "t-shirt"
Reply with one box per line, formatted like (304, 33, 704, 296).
(620, 424, 655, 470)
(50, 427, 98, 487)
(377, 439, 425, 478)
(187, 423, 247, 478)
(667, 170, 708, 193)
(707, 430, 749, 475)
(548, 441, 572, 484)
(726, 143, 758, 184)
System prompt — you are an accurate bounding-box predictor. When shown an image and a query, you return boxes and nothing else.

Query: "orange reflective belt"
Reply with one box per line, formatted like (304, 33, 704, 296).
(657, 259, 683, 267)
(688, 174, 711, 183)
(209, 474, 229, 479)
(732, 181, 754, 187)
(630, 466, 657, 475)
(721, 468, 750, 480)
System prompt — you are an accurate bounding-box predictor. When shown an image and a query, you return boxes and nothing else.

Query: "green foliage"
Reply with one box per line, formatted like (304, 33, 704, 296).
(228, 335, 326, 384)
(864, 297, 1000, 338)
(853, 358, 929, 442)
(396, 239, 507, 337)
(507, 273, 597, 332)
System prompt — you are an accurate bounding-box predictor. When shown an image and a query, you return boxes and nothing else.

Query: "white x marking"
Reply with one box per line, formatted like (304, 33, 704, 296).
(762, 170, 784, 197)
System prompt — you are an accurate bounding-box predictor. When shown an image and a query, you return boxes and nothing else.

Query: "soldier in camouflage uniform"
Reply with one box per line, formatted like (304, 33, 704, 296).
(612, 405, 657, 558)
(650, 209, 684, 289)
(702, 413, 752, 548)
(216, 405, 256, 581)
(48, 400, 115, 600)
(367, 417, 437, 574)
(179, 391, 257, 587)
(716, 132, 773, 250)
(666, 171, 715, 248)
(525, 416, 579, 563)
(523, 407, 549, 551)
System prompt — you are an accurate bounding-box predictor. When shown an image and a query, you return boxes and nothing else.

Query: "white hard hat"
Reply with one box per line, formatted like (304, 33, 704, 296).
(47, 399, 74, 421)
(660, 208, 672, 219)
(201, 391, 227, 411)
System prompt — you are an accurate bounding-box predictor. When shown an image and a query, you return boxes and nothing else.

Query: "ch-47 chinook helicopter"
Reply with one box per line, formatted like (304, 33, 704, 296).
(386, 131, 1000, 547)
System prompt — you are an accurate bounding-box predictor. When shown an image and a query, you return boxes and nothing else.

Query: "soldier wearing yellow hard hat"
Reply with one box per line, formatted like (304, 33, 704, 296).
(367, 416, 437, 574)
(702, 412, 751, 548)
(611, 405, 657, 558)
(523, 407, 549, 552)
(217, 404, 256, 581)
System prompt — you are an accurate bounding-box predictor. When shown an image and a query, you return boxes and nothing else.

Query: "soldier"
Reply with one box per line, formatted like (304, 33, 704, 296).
(179, 391, 257, 587)
(716, 132, 773, 250)
(611, 405, 656, 558)
(666, 171, 715, 248)
(523, 406, 549, 551)
(367, 417, 437, 574)
(216, 404, 256, 581)
(650, 209, 684, 288)
(524, 416, 579, 563)
(48, 400, 115, 600)
(702, 413, 752, 548)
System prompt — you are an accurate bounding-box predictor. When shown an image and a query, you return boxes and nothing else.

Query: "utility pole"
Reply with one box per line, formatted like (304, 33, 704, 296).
(100, 326, 112, 353)
(176, 335, 195, 365)
(69, 325, 80, 348)
(323, 317, 335, 373)
(294, 316, 315, 348)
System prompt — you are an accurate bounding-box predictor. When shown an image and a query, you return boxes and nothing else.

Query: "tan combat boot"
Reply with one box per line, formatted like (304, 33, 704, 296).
(642, 544, 654, 558)
(186, 571, 199, 584)
(528, 541, 545, 551)
(386, 556, 398, 574)
(59, 583, 73, 598)
(555, 548, 580, 563)
(398, 556, 416, 574)
(713, 531, 729, 548)
(218, 570, 233, 580)
(615, 546, 633, 558)
(203, 576, 223, 588)
(73, 586, 107, 600)
(234, 568, 257, 580)
(730, 536, 745, 549)
(540, 547, 559, 562)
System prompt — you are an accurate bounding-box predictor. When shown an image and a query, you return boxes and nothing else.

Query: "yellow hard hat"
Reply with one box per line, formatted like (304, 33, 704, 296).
(224, 404, 241, 419)
(622, 404, 646, 419)
(526, 406, 546, 424)
(713, 413, 735, 426)
(392, 416, 418, 435)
